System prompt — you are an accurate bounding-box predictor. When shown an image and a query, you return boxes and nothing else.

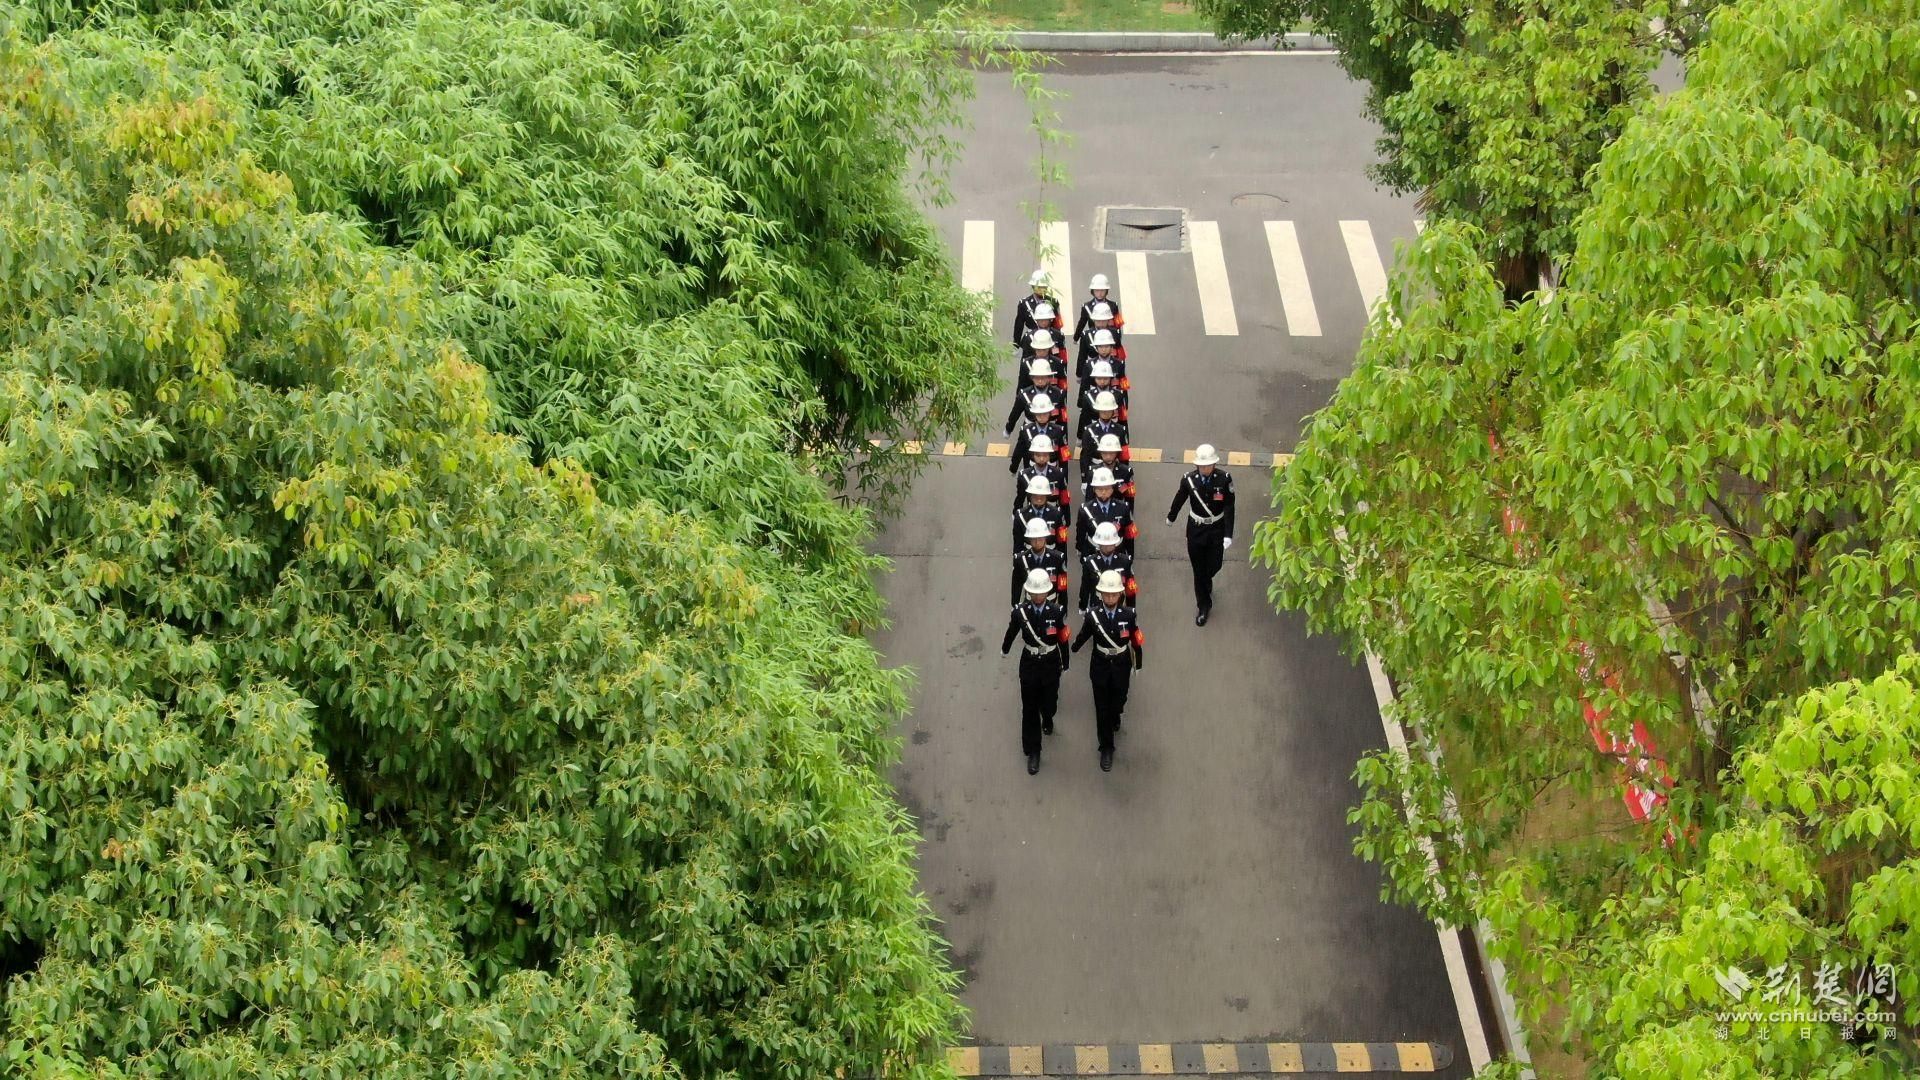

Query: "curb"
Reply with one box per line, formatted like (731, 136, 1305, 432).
(874, 28, 1337, 53)
(946, 1040, 1452, 1075)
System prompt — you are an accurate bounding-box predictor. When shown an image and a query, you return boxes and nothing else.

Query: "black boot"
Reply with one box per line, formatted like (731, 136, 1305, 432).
(1041, 717, 1054, 736)
(1099, 749, 1113, 772)
(1195, 607, 1209, 626)
(1026, 752, 1041, 775)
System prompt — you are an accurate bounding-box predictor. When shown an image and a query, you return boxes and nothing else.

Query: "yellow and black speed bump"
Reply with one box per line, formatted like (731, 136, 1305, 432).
(944, 1040, 1451, 1074)
(865, 440, 1295, 469)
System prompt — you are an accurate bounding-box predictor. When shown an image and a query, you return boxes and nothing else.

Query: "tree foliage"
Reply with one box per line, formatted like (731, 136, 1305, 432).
(1255, 0, 1920, 1067)
(1, 2, 987, 1072)
(1197, 0, 1697, 297)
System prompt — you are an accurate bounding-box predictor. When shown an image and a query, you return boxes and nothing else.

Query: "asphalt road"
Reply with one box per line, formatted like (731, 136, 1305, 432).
(871, 53, 1476, 1075)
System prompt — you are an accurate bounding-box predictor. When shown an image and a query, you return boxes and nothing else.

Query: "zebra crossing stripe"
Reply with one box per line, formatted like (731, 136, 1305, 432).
(1114, 250, 1155, 335)
(1340, 219, 1390, 322)
(1263, 220, 1321, 337)
(1188, 220, 1239, 335)
(962, 220, 995, 328)
(1040, 220, 1072, 305)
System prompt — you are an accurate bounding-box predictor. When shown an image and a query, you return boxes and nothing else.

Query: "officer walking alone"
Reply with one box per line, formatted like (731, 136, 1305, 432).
(1002, 568, 1070, 775)
(1071, 570, 1143, 772)
(1165, 443, 1235, 626)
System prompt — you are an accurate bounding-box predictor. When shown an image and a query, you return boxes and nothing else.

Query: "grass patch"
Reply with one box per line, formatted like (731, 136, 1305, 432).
(906, 0, 1217, 32)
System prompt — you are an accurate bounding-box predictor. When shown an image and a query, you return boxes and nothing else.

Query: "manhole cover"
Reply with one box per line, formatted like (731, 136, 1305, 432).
(1232, 192, 1288, 210)
(1096, 206, 1188, 253)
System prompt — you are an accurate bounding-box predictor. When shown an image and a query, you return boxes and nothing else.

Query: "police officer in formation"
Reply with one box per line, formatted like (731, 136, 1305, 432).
(1071, 570, 1143, 771)
(1013, 515, 1070, 606)
(1002, 569, 1070, 774)
(1011, 475, 1068, 552)
(1072, 274, 1124, 375)
(1077, 520, 1137, 615)
(1012, 270, 1056, 347)
(1011, 434, 1071, 512)
(1165, 443, 1235, 626)
(1006, 358, 1066, 434)
(1077, 467, 1135, 561)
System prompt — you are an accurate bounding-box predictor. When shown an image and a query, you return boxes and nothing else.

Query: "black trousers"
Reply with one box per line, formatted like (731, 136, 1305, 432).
(1089, 654, 1132, 752)
(1018, 652, 1063, 755)
(1187, 526, 1225, 611)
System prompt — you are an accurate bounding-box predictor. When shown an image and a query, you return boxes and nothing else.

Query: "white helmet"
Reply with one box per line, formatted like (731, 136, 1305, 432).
(1023, 516, 1052, 540)
(1089, 467, 1117, 488)
(1090, 302, 1114, 321)
(1029, 393, 1055, 414)
(1029, 269, 1050, 288)
(1029, 329, 1056, 351)
(1024, 567, 1054, 595)
(1025, 475, 1053, 496)
(1193, 443, 1220, 466)
(1091, 391, 1119, 412)
(1026, 357, 1053, 377)
(1089, 360, 1115, 379)
(1096, 569, 1127, 594)
(1088, 273, 1110, 291)
(1028, 434, 1055, 454)
(1096, 433, 1123, 454)
(1032, 302, 1057, 324)
(1092, 328, 1116, 347)
(1092, 521, 1122, 547)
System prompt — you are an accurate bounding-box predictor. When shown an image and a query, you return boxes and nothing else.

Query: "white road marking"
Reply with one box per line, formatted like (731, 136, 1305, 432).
(1039, 220, 1071, 314)
(1188, 219, 1238, 335)
(962, 219, 995, 329)
(1341, 219, 1390, 321)
(1114, 251, 1154, 335)
(1263, 220, 1321, 337)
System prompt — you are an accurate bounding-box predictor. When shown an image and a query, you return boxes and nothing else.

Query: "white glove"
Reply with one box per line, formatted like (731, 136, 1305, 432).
(1222, 537, 1233, 551)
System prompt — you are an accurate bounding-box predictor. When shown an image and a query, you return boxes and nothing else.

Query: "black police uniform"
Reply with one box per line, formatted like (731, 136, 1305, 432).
(1009, 500, 1068, 552)
(1016, 346, 1070, 394)
(1076, 493, 1135, 558)
(1001, 597, 1070, 764)
(1079, 417, 1131, 477)
(1076, 337, 1128, 381)
(1005, 382, 1067, 435)
(1011, 292, 1057, 347)
(1075, 382, 1130, 439)
(1010, 417, 1071, 471)
(1072, 296, 1124, 349)
(1078, 547, 1136, 613)
(1080, 459, 1137, 509)
(1165, 466, 1235, 622)
(1071, 601, 1143, 759)
(1012, 540, 1070, 606)
(1012, 459, 1073, 512)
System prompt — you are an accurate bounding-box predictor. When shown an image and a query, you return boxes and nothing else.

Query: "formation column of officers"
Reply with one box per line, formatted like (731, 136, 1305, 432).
(999, 270, 1237, 776)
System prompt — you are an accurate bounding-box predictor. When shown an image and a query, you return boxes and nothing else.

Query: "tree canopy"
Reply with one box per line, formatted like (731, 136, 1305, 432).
(3, 0, 1003, 1074)
(1254, 0, 1920, 1069)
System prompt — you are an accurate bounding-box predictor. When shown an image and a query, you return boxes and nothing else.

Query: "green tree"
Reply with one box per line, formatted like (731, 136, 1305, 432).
(1199, 0, 1686, 300)
(1, 30, 962, 1078)
(1254, 0, 1920, 1065)
(1487, 655, 1920, 1076)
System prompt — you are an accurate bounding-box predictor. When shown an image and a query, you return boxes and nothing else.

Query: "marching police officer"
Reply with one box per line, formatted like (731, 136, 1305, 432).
(1077, 467, 1136, 559)
(1076, 362, 1129, 441)
(1085, 432, 1136, 505)
(1012, 434, 1072, 511)
(1006, 358, 1068, 433)
(1080, 392, 1130, 477)
(1073, 275, 1124, 362)
(1010, 394, 1070, 472)
(1165, 443, 1235, 626)
(1071, 570, 1143, 772)
(1078, 520, 1137, 614)
(1011, 475, 1069, 551)
(1080, 326, 1128, 381)
(1002, 568, 1070, 774)
(1013, 515, 1070, 605)
(1012, 270, 1054, 346)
